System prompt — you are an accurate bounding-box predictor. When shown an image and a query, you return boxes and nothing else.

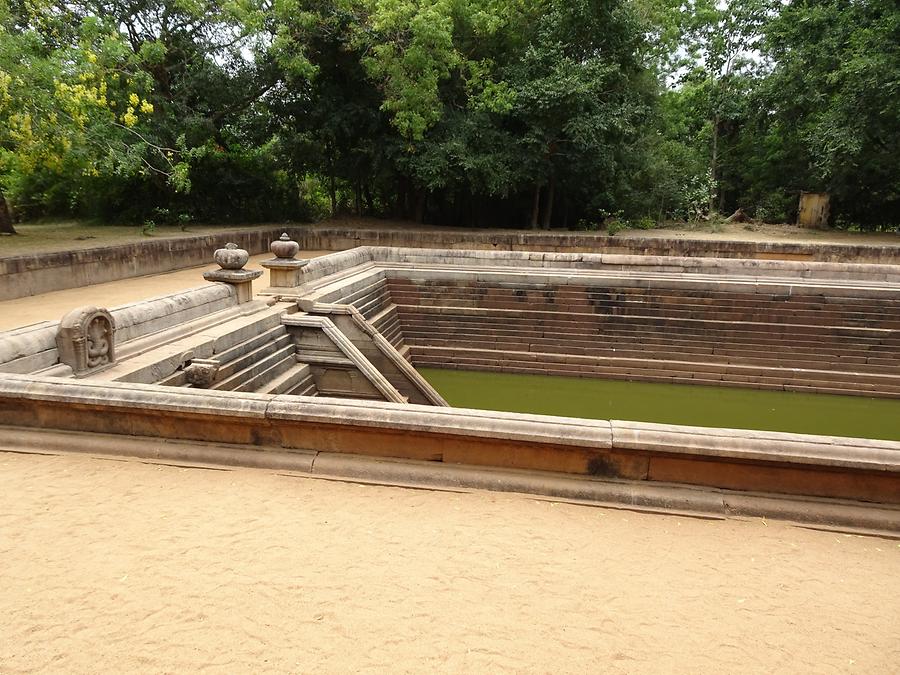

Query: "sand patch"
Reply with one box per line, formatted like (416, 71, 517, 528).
(1, 451, 897, 673)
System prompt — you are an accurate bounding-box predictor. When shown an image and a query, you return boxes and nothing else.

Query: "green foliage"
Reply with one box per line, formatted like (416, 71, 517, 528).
(757, 0, 900, 227)
(607, 220, 626, 236)
(0, 0, 897, 229)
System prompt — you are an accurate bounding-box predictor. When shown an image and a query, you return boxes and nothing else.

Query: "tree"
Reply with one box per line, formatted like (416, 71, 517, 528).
(759, 0, 900, 226)
(0, 0, 184, 225)
(679, 0, 769, 213)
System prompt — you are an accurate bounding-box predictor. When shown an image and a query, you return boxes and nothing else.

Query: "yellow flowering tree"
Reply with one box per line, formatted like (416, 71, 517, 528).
(0, 1, 182, 232)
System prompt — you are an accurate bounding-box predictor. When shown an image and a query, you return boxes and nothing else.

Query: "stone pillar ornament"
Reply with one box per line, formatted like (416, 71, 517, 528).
(203, 242, 262, 303)
(260, 232, 309, 289)
(56, 306, 116, 375)
(270, 232, 301, 259)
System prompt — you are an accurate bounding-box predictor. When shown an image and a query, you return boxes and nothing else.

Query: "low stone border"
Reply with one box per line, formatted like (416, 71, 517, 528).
(0, 374, 897, 507)
(301, 227, 900, 265)
(0, 227, 286, 301)
(2, 224, 898, 301)
(3, 426, 898, 536)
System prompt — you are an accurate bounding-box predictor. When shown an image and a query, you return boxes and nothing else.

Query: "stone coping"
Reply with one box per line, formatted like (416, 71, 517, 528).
(0, 283, 240, 374)
(297, 246, 900, 289)
(370, 246, 900, 280)
(4, 427, 899, 534)
(202, 269, 262, 282)
(300, 225, 900, 264)
(2, 373, 897, 472)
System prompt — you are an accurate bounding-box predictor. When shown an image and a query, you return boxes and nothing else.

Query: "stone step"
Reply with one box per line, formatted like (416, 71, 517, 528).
(400, 329, 894, 362)
(214, 325, 291, 363)
(212, 344, 296, 392)
(386, 289, 900, 316)
(214, 332, 293, 380)
(394, 305, 899, 340)
(389, 295, 900, 329)
(400, 319, 898, 351)
(233, 352, 297, 393)
(409, 346, 900, 388)
(256, 363, 313, 396)
(387, 279, 900, 308)
(288, 378, 319, 396)
(410, 353, 900, 397)
(403, 336, 900, 374)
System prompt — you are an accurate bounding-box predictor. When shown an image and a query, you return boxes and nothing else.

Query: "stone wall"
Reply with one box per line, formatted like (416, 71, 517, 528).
(0, 227, 286, 301)
(302, 226, 900, 265)
(2, 224, 898, 301)
(0, 374, 897, 516)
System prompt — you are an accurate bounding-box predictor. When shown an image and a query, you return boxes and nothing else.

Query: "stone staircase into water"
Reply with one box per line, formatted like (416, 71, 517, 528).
(382, 276, 900, 397)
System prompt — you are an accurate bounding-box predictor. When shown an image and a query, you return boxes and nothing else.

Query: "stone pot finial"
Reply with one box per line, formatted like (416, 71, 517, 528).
(270, 232, 300, 260)
(213, 242, 250, 270)
(204, 242, 262, 302)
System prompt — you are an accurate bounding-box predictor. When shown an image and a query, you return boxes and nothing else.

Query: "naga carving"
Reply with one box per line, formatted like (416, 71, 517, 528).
(56, 307, 116, 375)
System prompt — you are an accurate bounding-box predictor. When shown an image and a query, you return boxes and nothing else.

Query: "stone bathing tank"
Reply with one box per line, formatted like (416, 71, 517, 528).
(1, 239, 899, 533)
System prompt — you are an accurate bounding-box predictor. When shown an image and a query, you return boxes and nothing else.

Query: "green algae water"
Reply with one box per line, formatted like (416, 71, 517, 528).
(418, 368, 900, 441)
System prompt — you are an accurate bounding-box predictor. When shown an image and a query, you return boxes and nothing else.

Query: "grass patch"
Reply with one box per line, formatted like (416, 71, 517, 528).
(0, 220, 287, 257)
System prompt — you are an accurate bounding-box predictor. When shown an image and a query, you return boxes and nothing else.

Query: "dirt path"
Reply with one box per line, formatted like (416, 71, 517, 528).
(0, 451, 897, 674)
(0, 250, 333, 331)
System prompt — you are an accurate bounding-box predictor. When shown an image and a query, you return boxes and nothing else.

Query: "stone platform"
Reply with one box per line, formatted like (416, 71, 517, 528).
(1, 245, 898, 530)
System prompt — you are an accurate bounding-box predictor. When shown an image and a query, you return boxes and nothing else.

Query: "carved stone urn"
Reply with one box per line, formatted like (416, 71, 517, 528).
(213, 242, 250, 270)
(204, 242, 261, 303)
(260, 232, 308, 288)
(270, 233, 300, 260)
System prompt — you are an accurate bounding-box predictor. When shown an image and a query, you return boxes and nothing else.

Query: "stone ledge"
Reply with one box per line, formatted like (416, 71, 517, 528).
(0, 374, 271, 418)
(3, 426, 898, 534)
(266, 396, 611, 448)
(610, 421, 900, 472)
(1, 374, 897, 472)
(0, 283, 239, 374)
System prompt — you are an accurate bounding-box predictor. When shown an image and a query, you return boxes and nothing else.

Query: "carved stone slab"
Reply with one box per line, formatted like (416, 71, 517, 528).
(56, 307, 116, 375)
(184, 359, 221, 388)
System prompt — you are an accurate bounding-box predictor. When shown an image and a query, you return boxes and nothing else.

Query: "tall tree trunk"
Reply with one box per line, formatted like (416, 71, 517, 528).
(354, 181, 362, 216)
(395, 177, 406, 218)
(530, 183, 542, 229)
(541, 174, 555, 230)
(0, 189, 15, 235)
(363, 184, 374, 214)
(414, 190, 426, 223)
(708, 113, 719, 214)
(327, 145, 337, 217)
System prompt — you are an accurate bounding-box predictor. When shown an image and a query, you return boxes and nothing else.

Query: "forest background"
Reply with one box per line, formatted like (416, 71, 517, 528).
(0, 0, 897, 235)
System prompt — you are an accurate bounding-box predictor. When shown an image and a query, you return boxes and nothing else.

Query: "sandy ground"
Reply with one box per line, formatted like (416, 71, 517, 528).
(0, 250, 334, 331)
(0, 451, 897, 674)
